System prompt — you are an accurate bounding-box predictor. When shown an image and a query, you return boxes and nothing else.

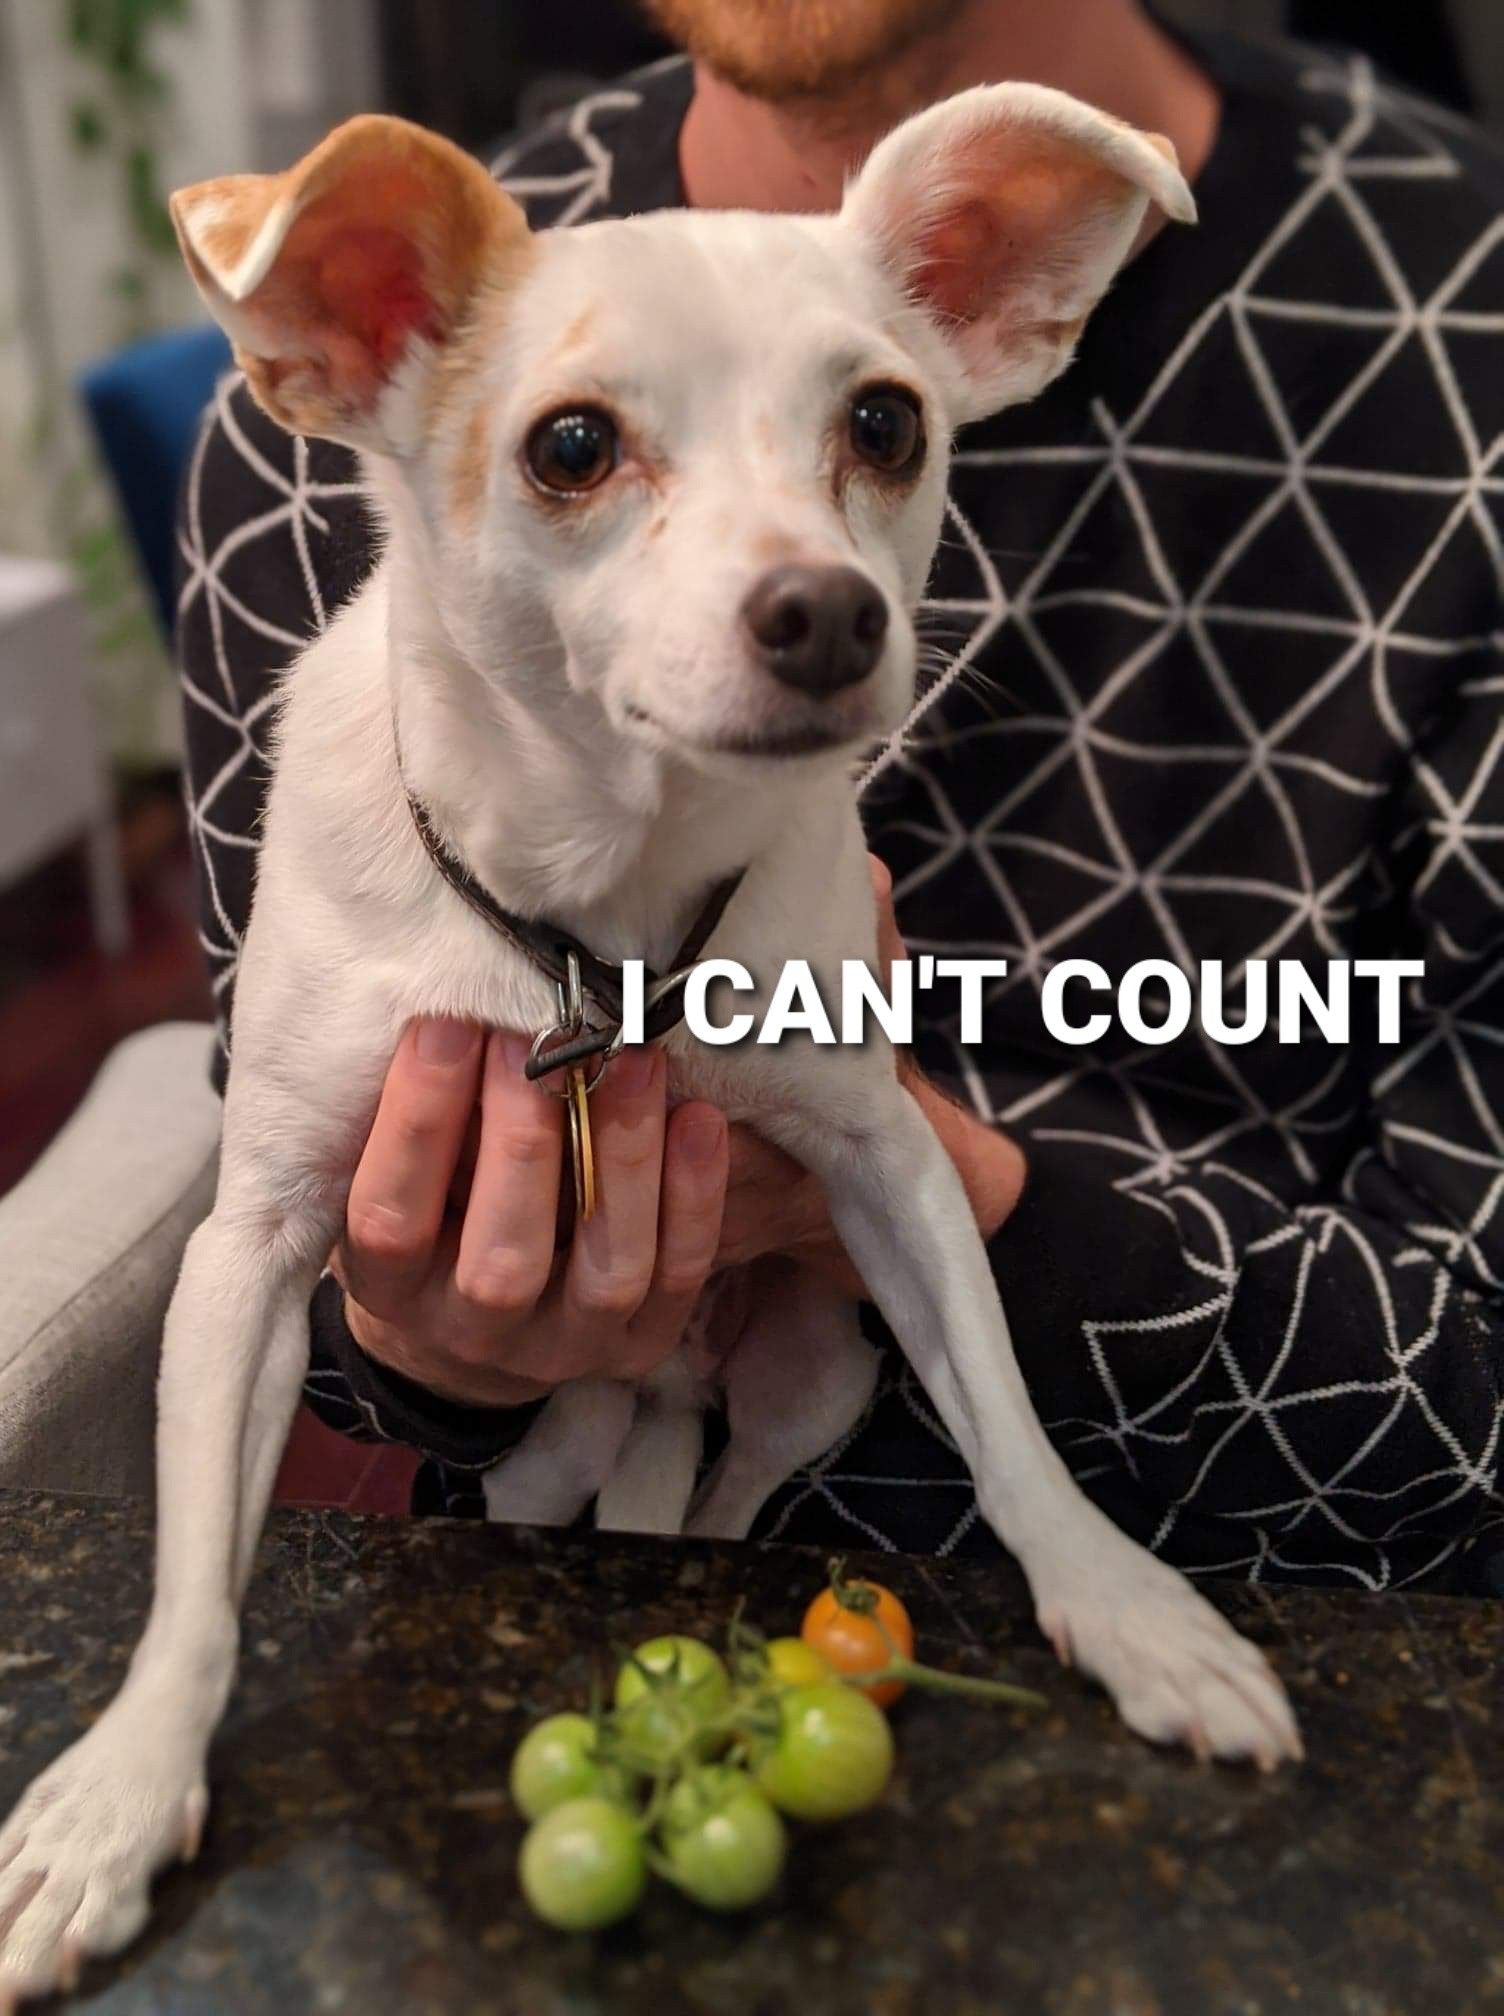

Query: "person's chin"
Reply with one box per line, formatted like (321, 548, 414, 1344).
(638, 0, 966, 101)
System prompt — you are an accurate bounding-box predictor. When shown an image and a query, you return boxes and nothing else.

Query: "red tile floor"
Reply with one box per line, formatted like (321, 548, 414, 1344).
(1, 782, 418, 1515)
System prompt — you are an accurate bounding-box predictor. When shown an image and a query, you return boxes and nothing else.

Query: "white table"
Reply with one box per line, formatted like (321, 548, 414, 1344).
(0, 553, 128, 954)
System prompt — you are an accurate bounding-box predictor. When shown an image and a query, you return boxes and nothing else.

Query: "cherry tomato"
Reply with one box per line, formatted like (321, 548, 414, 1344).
(510, 1713, 623, 1822)
(802, 1579, 915, 1707)
(615, 1636, 730, 1717)
(764, 1637, 832, 1692)
(518, 1796, 646, 1931)
(615, 1636, 730, 1764)
(755, 1683, 895, 1823)
(661, 1767, 787, 1912)
(614, 1694, 694, 1773)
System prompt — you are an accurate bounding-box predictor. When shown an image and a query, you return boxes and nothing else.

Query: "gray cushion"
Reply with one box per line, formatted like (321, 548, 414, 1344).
(0, 1022, 221, 1495)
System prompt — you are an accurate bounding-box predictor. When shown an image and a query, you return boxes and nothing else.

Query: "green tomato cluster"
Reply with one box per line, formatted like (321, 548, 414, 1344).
(510, 1631, 895, 1931)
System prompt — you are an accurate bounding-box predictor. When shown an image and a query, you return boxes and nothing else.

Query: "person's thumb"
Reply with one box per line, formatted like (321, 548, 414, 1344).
(868, 853, 906, 974)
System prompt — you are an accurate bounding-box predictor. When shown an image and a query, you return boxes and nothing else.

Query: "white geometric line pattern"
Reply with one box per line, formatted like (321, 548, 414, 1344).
(176, 41, 1504, 1588)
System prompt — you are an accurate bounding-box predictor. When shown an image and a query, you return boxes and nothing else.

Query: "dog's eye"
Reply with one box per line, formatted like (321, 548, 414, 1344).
(525, 408, 619, 494)
(849, 385, 924, 476)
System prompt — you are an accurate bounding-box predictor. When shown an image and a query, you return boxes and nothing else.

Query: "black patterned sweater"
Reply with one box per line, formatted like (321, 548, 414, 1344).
(177, 32, 1504, 1591)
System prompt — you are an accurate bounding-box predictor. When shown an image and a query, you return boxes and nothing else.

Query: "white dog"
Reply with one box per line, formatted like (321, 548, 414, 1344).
(0, 85, 1300, 2001)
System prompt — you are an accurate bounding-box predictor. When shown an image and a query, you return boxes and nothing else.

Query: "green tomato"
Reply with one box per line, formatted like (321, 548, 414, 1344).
(510, 1713, 620, 1822)
(613, 1691, 711, 1775)
(661, 1768, 787, 1912)
(518, 1797, 646, 1932)
(615, 1637, 730, 1764)
(755, 1683, 894, 1823)
(615, 1636, 730, 1717)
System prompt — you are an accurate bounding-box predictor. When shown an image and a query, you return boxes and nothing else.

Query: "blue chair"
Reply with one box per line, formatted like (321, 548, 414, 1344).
(79, 324, 233, 638)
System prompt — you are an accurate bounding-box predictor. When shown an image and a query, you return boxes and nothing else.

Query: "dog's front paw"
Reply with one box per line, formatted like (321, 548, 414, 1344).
(1031, 1541, 1302, 1771)
(0, 1710, 206, 2005)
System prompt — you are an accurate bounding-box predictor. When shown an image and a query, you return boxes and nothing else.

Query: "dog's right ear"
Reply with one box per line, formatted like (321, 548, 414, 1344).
(171, 115, 531, 454)
(841, 83, 1195, 425)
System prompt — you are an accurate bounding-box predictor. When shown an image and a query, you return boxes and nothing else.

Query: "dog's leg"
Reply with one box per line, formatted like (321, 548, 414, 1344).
(687, 1263, 879, 1542)
(482, 1380, 636, 1528)
(0, 1199, 329, 1999)
(776, 1089, 1301, 1768)
(593, 1350, 712, 1536)
(593, 1399, 704, 1536)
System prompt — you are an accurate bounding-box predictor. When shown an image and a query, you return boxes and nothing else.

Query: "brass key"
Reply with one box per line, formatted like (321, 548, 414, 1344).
(528, 951, 602, 1225)
(567, 1061, 598, 1222)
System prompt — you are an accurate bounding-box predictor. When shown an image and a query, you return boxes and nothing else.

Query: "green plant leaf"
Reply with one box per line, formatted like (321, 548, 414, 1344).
(72, 523, 119, 565)
(126, 144, 178, 255)
(70, 99, 109, 150)
(66, 0, 101, 53)
(95, 609, 157, 658)
(61, 0, 195, 370)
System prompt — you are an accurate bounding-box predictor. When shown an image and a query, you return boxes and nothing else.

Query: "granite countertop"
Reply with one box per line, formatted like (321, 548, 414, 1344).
(2, 1490, 1500, 2015)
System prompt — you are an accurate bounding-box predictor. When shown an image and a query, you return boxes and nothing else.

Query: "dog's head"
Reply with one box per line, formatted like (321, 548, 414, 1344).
(173, 88, 1191, 770)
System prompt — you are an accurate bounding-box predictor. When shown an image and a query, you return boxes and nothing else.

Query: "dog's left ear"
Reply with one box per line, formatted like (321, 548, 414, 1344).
(842, 83, 1195, 423)
(171, 115, 531, 453)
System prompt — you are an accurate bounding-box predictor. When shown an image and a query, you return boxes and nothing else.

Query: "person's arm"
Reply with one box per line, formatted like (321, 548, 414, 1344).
(177, 375, 370, 1084)
(977, 669, 1504, 1587)
(947, 683, 1503, 1587)
(725, 723, 1504, 1587)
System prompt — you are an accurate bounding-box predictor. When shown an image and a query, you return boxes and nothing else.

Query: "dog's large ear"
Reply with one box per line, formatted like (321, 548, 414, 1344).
(171, 115, 530, 453)
(841, 83, 1194, 423)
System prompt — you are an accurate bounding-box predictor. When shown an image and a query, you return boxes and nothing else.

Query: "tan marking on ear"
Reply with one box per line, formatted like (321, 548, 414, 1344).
(1144, 132, 1180, 168)
(430, 226, 538, 420)
(172, 115, 532, 446)
(431, 227, 539, 529)
(173, 177, 290, 298)
(451, 399, 493, 528)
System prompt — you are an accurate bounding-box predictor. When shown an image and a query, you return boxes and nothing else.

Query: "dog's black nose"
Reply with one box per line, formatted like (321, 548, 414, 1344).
(740, 565, 888, 695)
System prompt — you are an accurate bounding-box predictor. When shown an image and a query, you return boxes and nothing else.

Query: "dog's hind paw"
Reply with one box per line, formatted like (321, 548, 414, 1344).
(1031, 1540, 1303, 1770)
(0, 1712, 207, 2004)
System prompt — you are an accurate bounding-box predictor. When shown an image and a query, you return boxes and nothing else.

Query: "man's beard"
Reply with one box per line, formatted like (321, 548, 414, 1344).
(639, 0, 970, 103)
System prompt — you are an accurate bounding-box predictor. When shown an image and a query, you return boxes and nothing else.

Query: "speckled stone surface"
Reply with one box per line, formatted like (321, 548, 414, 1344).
(2, 1491, 1500, 2015)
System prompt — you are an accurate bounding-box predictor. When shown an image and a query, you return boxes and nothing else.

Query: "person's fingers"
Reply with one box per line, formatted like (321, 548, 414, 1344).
(448, 1106, 482, 1213)
(561, 1044, 667, 1334)
(627, 1103, 729, 1369)
(341, 1018, 481, 1312)
(868, 852, 906, 974)
(718, 1123, 868, 1296)
(344, 1264, 555, 1410)
(448, 1032, 564, 1345)
(908, 1069, 1029, 1239)
(716, 1123, 824, 1268)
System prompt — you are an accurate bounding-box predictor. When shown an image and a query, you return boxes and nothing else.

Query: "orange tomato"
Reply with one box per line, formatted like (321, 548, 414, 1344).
(800, 1579, 915, 1709)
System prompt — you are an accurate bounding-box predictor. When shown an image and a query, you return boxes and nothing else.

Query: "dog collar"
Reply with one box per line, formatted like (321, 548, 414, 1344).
(404, 788, 744, 1082)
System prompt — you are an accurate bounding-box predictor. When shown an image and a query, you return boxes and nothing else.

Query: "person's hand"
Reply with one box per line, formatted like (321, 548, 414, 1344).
(334, 1026, 728, 1408)
(335, 857, 1025, 1407)
(712, 857, 1027, 1296)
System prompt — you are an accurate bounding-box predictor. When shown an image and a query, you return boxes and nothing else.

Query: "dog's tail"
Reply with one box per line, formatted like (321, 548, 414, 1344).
(593, 1360, 704, 1536)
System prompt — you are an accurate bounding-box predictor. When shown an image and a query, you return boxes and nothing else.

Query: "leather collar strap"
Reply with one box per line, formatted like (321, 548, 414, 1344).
(404, 790, 744, 1080)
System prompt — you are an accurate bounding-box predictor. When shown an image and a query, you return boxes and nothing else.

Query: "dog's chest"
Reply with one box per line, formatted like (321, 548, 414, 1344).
(408, 854, 867, 1128)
